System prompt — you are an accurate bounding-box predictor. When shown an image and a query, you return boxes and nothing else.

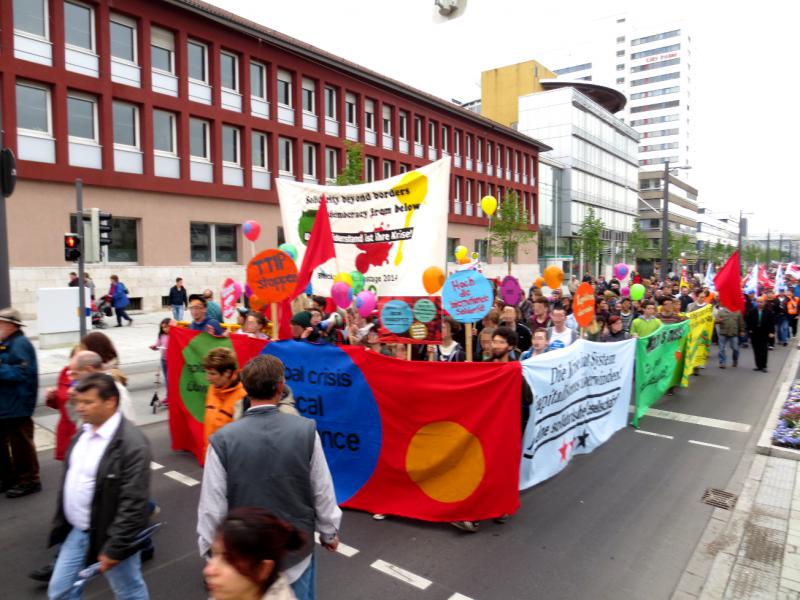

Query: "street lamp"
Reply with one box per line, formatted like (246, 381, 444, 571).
(737, 209, 754, 276)
(660, 161, 691, 282)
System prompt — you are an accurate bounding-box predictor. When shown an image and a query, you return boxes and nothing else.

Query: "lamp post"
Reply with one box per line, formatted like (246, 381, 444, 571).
(737, 209, 753, 275)
(660, 161, 691, 282)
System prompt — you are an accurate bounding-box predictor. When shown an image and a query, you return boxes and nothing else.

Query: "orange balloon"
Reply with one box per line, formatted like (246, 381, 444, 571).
(458, 256, 471, 265)
(422, 266, 445, 294)
(249, 294, 268, 312)
(543, 265, 564, 289)
(534, 277, 545, 288)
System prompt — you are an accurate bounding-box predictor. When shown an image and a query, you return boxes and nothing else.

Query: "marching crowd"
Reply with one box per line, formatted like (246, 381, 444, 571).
(1, 267, 799, 600)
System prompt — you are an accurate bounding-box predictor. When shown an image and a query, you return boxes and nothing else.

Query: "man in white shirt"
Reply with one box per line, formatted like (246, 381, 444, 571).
(547, 307, 579, 350)
(47, 373, 151, 599)
(198, 355, 341, 600)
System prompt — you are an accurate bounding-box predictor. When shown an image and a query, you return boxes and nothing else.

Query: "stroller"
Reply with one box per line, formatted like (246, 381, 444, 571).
(91, 297, 112, 329)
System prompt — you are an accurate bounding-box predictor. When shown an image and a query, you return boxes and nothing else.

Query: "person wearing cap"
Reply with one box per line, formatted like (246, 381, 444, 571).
(290, 311, 319, 342)
(600, 315, 631, 342)
(0, 307, 41, 498)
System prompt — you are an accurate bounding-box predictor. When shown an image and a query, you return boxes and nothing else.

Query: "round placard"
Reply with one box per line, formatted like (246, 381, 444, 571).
(381, 300, 414, 334)
(246, 249, 298, 303)
(413, 298, 437, 323)
(441, 270, 494, 324)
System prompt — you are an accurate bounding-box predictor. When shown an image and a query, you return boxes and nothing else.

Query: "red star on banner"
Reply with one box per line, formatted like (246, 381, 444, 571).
(559, 438, 575, 462)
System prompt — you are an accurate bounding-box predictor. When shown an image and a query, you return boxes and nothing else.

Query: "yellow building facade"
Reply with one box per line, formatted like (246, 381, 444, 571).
(480, 60, 557, 128)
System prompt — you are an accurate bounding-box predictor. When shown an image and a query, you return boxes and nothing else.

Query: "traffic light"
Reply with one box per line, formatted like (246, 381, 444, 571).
(97, 210, 112, 247)
(86, 208, 113, 262)
(64, 233, 81, 262)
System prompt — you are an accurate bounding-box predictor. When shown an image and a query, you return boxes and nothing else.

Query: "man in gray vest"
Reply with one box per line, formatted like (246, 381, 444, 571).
(197, 355, 341, 600)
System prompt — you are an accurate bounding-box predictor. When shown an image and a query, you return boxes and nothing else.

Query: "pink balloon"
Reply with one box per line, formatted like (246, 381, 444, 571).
(331, 281, 353, 309)
(355, 290, 377, 317)
(621, 286, 630, 297)
(613, 263, 629, 280)
(243, 220, 261, 242)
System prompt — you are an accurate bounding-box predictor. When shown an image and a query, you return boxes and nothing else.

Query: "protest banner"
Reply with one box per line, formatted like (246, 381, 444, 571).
(263, 341, 522, 521)
(166, 327, 268, 464)
(442, 269, 494, 360)
(276, 158, 450, 297)
(377, 296, 442, 344)
(520, 339, 636, 489)
(680, 304, 715, 386)
(220, 278, 242, 322)
(632, 320, 689, 427)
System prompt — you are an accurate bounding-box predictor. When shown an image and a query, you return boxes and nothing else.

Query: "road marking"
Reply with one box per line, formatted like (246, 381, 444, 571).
(688, 440, 730, 451)
(448, 594, 475, 600)
(628, 406, 750, 433)
(370, 559, 432, 590)
(164, 470, 200, 487)
(314, 533, 359, 557)
(635, 429, 674, 440)
(150, 462, 163, 470)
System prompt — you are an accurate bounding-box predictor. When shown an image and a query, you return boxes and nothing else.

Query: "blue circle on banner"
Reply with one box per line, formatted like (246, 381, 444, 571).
(381, 300, 414, 334)
(264, 341, 381, 504)
(442, 270, 494, 323)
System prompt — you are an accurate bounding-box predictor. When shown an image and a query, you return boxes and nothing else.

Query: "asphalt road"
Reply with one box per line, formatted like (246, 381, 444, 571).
(1, 343, 791, 600)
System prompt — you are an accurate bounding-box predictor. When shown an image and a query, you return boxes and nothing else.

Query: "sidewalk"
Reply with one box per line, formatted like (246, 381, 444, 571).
(674, 342, 800, 600)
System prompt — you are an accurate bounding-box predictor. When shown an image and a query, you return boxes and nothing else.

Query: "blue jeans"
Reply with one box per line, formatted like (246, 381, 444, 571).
(778, 316, 790, 344)
(171, 305, 184, 321)
(718, 335, 739, 366)
(48, 528, 149, 600)
(290, 554, 316, 600)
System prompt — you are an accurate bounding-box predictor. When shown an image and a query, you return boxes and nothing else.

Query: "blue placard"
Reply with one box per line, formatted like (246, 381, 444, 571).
(380, 299, 413, 334)
(442, 270, 494, 323)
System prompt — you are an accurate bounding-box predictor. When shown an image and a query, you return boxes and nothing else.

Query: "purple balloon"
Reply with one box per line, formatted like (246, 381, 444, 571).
(621, 286, 630, 297)
(331, 281, 353, 309)
(355, 290, 377, 317)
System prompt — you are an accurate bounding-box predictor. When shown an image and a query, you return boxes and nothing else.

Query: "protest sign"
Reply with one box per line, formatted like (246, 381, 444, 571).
(441, 270, 494, 323)
(377, 296, 443, 344)
(246, 249, 298, 302)
(500, 276, 523, 306)
(220, 278, 242, 322)
(572, 282, 596, 328)
(680, 304, 715, 386)
(277, 158, 450, 297)
(520, 339, 636, 489)
(632, 320, 689, 426)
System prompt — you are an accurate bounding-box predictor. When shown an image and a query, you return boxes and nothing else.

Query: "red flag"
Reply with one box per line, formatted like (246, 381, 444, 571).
(715, 251, 744, 313)
(293, 195, 336, 299)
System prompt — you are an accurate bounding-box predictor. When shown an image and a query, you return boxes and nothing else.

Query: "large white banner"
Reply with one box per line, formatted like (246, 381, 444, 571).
(520, 339, 635, 490)
(276, 158, 451, 297)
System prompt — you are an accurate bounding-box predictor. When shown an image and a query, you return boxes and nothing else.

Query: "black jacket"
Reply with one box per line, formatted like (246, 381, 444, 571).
(745, 307, 776, 338)
(168, 285, 188, 307)
(49, 416, 152, 563)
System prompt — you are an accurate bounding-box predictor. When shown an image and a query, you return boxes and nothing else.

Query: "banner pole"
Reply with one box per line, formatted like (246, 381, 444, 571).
(406, 343, 412, 361)
(271, 302, 279, 340)
(465, 323, 473, 362)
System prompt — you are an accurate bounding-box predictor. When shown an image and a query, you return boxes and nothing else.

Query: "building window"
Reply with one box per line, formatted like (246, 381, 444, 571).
(220, 51, 238, 91)
(64, 1, 94, 51)
(250, 62, 266, 99)
(364, 99, 375, 131)
(383, 160, 392, 179)
(441, 125, 449, 152)
(365, 157, 375, 182)
(631, 44, 680, 61)
(109, 14, 136, 63)
(453, 130, 461, 155)
(107, 217, 138, 262)
(252, 131, 268, 169)
(67, 93, 97, 142)
(632, 29, 680, 46)
(187, 40, 208, 82)
(278, 137, 293, 174)
(222, 125, 240, 165)
(324, 87, 336, 119)
(453, 176, 462, 214)
(326, 147, 338, 181)
(345, 92, 357, 125)
(616, 36, 625, 43)
(191, 223, 237, 263)
(303, 143, 316, 178)
(446, 238, 459, 262)
(399, 163, 409, 174)
(631, 58, 680, 73)
(631, 86, 680, 100)
(189, 118, 210, 160)
(398, 111, 408, 140)
(474, 239, 488, 262)
(112, 101, 138, 148)
(486, 141, 493, 165)
(616, 64, 624, 71)
(616, 49, 624, 57)
(16, 82, 50, 135)
(15, 0, 48, 38)
(414, 117, 422, 143)
(476, 138, 483, 162)
(616, 77, 624, 84)
(630, 100, 680, 113)
(553, 63, 592, 76)
(382, 105, 392, 136)
(277, 70, 293, 107)
(150, 26, 174, 73)
(302, 78, 316, 113)
(428, 121, 436, 148)
(465, 134, 472, 158)
(496, 145, 502, 169)
(152, 110, 176, 154)
(631, 71, 680, 87)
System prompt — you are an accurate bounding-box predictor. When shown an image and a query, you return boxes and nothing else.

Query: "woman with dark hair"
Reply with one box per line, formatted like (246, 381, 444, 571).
(204, 508, 306, 600)
(80, 331, 119, 367)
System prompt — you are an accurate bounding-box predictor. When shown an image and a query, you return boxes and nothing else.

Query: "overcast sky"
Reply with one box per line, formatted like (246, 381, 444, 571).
(206, 0, 798, 237)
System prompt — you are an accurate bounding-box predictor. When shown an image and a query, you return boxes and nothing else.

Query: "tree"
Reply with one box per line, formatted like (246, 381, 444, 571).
(335, 141, 364, 185)
(488, 190, 537, 275)
(627, 221, 651, 262)
(742, 243, 759, 267)
(573, 207, 604, 276)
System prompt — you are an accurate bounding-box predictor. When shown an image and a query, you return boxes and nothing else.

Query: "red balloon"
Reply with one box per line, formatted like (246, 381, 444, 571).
(243, 220, 261, 242)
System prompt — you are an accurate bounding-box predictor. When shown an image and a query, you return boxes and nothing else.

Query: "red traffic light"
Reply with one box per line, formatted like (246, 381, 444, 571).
(66, 236, 77, 248)
(64, 233, 82, 261)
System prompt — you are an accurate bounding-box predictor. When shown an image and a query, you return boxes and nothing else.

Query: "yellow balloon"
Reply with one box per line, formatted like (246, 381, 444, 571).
(480, 195, 498, 217)
(454, 245, 468, 260)
(334, 272, 353, 287)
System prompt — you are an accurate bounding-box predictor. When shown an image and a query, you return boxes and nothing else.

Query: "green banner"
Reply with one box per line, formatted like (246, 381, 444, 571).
(680, 305, 715, 386)
(632, 320, 689, 427)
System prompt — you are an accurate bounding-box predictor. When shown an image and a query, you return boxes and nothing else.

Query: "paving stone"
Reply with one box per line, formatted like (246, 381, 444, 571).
(777, 587, 800, 600)
(724, 564, 780, 600)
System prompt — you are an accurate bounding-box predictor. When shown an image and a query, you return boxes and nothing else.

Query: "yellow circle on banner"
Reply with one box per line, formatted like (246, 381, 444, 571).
(409, 322, 428, 339)
(405, 421, 485, 503)
(392, 171, 428, 206)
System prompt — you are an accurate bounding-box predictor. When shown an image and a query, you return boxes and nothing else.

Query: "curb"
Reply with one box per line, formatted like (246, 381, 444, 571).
(756, 347, 800, 460)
